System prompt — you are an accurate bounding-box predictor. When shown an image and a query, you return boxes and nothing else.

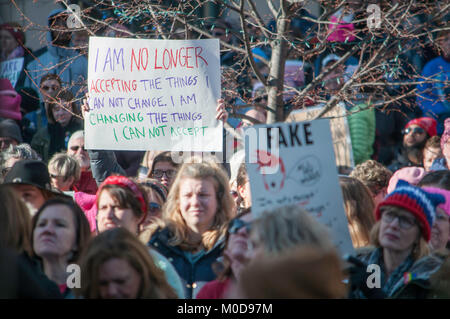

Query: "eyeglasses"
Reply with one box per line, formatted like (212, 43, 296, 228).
(148, 202, 161, 213)
(152, 169, 176, 179)
(213, 32, 224, 37)
(69, 145, 86, 152)
(381, 210, 417, 229)
(402, 127, 425, 135)
(49, 173, 63, 179)
(41, 85, 59, 91)
(228, 218, 252, 234)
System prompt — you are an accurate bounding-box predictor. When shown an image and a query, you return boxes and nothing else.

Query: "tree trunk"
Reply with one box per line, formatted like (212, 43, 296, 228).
(267, 2, 290, 124)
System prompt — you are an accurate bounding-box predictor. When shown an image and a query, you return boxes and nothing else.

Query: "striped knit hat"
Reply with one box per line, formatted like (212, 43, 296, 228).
(375, 180, 445, 241)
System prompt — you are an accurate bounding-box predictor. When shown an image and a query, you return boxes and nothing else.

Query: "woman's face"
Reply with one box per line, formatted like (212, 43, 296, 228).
(225, 214, 253, 276)
(52, 99, 73, 127)
(39, 79, 61, 104)
(98, 258, 141, 299)
(152, 161, 177, 189)
(0, 29, 19, 57)
(430, 207, 450, 251)
(97, 189, 140, 234)
(379, 206, 420, 253)
(179, 177, 218, 234)
(48, 166, 74, 192)
(33, 204, 77, 261)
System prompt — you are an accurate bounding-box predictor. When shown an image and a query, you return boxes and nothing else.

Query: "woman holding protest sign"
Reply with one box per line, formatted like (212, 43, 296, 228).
(31, 197, 91, 298)
(144, 158, 235, 299)
(348, 181, 445, 299)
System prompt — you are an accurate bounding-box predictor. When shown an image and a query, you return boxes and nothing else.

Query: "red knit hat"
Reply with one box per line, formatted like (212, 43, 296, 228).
(405, 117, 437, 137)
(375, 180, 445, 241)
(0, 23, 25, 45)
(0, 79, 22, 121)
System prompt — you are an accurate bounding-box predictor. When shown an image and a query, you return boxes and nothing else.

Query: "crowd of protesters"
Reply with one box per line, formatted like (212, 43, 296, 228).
(0, 2, 449, 299)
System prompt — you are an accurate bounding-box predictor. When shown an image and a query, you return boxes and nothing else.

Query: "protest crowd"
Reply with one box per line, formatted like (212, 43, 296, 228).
(1, 0, 450, 300)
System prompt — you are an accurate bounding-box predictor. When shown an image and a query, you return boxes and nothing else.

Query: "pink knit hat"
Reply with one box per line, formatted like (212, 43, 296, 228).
(422, 187, 450, 216)
(441, 118, 450, 151)
(0, 79, 22, 121)
(387, 166, 426, 194)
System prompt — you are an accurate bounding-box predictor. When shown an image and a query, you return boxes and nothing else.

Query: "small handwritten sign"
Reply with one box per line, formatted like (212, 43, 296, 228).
(86, 37, 222, 151)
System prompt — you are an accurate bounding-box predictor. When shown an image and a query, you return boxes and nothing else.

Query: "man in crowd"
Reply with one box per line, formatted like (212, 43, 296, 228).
(388, 117, 437, 172)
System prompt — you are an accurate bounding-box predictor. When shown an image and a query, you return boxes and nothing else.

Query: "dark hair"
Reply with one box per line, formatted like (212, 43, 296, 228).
(31, 197, 91, 263)
(418, 170, 450, 190)
(96, 183, 149, 222)
(40, 73, 62, 87)
(236, 163, 248, 188)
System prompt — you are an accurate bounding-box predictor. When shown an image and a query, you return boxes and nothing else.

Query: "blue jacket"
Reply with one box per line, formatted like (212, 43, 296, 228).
(148, 227, 225, 299)
(416, 56, 450, 134)
(24, 9, 87, 99)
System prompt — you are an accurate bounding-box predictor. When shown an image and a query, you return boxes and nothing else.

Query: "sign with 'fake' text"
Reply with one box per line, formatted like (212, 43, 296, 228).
(245, 120, 354, 256)
(0, 57, 24, 88)
(86, 37, 221, 151)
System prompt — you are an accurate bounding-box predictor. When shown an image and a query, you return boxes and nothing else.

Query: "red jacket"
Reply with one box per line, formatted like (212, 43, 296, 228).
(196, 278, 231, 299)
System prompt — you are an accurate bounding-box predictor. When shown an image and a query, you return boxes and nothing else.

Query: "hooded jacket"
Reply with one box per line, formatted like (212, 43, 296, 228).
(24, 9, 87, 99)
(148, 227, 225, 299)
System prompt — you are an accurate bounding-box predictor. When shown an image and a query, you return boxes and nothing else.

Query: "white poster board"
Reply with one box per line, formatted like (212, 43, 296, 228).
(86, 37, 222, 151)
(245, 120, 354, 255)
(0, 57, 24, 88)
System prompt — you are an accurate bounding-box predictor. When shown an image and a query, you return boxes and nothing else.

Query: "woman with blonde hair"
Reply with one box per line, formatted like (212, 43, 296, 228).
(348, 180, 445, 299)
(146, 159, 235, 299)
(75, 227, 177, 299)
(339, 176, 376, 249)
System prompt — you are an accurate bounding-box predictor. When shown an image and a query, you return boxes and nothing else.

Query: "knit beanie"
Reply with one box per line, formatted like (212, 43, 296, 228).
(440, 118, 450, 151)
(0, 79, 22, 121)
(405, 117, 437, 137)
(0, 23, 25, 45)
(376, 180, 445, 241)
(387, 166, 425, 194)
(422, 187, 450, 216)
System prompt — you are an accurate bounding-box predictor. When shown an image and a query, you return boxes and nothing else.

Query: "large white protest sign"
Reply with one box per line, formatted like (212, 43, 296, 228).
(86, 37, 221, 151)
(245, 120, 354, 255)
(0, 57, 24, 88)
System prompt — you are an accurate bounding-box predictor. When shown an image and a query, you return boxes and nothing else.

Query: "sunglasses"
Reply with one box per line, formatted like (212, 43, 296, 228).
(41, 85, 59, 91)
(228, 218, 252, 234)
(69, 145, 86, 152)
(402, 127, 425, 135)
(148, 202, 161, 213)
(152, 169, 176, 179)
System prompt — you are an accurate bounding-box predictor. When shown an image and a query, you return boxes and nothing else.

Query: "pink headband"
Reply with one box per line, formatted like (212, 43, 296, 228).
(97, 175, 147, 224)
